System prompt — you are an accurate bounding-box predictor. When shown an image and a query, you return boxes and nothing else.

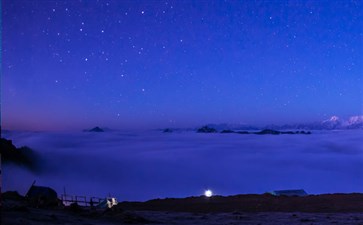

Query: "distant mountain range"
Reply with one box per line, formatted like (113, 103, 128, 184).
(206, 115, 363, 131)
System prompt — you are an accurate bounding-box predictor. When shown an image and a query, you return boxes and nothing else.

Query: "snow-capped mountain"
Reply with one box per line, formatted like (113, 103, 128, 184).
(321, 116, 343, 129)
(205, 115, 363, 131)
(319, 115, 363, 129)
(344, 115, 363, 129)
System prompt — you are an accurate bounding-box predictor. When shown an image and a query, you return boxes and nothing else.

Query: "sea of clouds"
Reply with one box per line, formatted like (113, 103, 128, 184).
(3, 129, 363, 201)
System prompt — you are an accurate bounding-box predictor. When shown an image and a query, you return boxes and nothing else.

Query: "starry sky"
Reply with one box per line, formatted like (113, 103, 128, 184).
(2, 0, 363, 131)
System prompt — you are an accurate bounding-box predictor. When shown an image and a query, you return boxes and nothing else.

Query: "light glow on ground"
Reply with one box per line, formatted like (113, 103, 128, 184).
(205, 189, 213, 197)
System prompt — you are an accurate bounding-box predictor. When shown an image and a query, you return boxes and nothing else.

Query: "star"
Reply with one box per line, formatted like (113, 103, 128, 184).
(4, 0, 362, 133)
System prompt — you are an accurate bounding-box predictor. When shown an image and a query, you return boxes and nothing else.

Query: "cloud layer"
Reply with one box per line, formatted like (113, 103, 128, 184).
(3, 130, 363, 201)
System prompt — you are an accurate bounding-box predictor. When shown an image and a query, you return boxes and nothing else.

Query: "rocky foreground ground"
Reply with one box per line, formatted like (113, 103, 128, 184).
(3, 192, 363, 225)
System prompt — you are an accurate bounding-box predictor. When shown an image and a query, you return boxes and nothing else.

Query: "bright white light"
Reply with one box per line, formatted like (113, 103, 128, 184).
(204, 189, 213, 197)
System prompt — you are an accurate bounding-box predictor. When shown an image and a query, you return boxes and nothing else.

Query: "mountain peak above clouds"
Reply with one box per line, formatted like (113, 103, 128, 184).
(202, 115, 363, 131)
(327, 116, 340, 122)
(344, 115, 363, 129)
(321, 115, 342, 129)
(321, 115, 363, 129)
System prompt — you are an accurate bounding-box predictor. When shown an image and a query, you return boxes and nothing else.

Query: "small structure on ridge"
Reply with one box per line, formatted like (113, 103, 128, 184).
(270, 189, 308, 197)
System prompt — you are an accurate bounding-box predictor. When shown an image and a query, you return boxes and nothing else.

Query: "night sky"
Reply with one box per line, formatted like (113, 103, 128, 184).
(2, 0, 363, 131)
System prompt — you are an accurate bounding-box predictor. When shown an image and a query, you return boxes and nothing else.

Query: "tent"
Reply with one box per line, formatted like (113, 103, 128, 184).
(96, 197, 118, 209)
(26, 183, 59, 207)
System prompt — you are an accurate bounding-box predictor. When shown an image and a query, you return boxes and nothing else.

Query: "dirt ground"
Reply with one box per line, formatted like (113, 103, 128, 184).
(4, 207, 363, 225)
(4, 192, 363, 225)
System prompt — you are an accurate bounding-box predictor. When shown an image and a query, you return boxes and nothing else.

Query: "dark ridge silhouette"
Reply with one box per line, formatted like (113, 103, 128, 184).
(196, 126, 218, 133)
(254, 129, 281, 135)
(196, 126, 312, 135)
(205, 116, 363, 131)
(253, 129, 311, 135)
(118, 193, 363, 213)
(163, 128, 173, 133)
(220, 129, 235, 133)
(281, 131, 295, 134)
(299, 130, 312, 134)
(237, 131, 250, 134)
(0, 138, 40, 171)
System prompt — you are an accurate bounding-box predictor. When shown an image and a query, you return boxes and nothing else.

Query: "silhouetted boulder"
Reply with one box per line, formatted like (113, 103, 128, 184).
(88, 127, 104, 132)
(3, 191, 25, 201)
(197, 126, 217, 133)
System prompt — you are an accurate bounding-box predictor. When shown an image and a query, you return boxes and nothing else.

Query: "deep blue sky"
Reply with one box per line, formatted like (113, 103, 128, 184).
(2, 0, 363, 131)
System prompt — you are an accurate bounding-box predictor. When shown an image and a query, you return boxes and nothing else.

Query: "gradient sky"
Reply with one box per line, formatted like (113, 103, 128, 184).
(2, 0, 363, 131)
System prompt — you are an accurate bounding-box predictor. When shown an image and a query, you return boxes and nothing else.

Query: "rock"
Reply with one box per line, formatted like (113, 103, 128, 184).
(2, 191, 28, 211)
(3, 191, 25, 201)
